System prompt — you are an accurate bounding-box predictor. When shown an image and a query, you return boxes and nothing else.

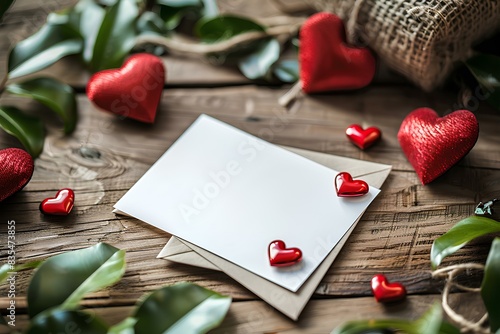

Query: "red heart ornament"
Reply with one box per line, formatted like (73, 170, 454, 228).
(346, 124, 382, 149)
(299, 12, 376, 93)
(371, 274, 407, 303)
(334, 172, 369, 197)
(40, 188, 75, 216)
(268, 240, 302, 267)
(0, 148, 34, 202)
(398, 108, 479, 185)
(86, 53, 165, 123)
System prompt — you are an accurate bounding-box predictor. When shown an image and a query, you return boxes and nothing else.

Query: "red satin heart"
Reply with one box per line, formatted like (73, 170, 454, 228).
(398, 108, 479, 185)
(268, 240, 302, 267)
(0, 148, 34, 202)
(371, 274, 406, 303)
(40, 188, 75, 216)
(87, 53, 165, 123)
(346, 124, 381, 150)
(299, 12, 376, 93)
(334, 172, 369, 197)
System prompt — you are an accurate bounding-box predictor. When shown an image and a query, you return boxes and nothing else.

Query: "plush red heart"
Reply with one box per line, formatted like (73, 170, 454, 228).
(40, 188, 75, 216)
(398, 108, 479, 185)
(0, 148, 34, 202)
(346, 124, 381, 150)
(268, 240, 302, 267)
(371, 274, 407, 303)
(86, 53, 165, 123)
(334, 172, 369, 197)
(299, 12, 376, 93)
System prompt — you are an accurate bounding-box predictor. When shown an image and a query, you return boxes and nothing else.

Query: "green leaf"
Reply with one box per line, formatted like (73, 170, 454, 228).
(195, 15, 265, 43)
(108, 317, 137, 334)
(273, 59, 299, 83)
(6, 77, 78, 134)
(27, 243, 126, 318)
(8, 13, 83, 79)
(0, 105, 44, 157)
(200, 0, 218, 18)
(90, 0, 138, 71)
(481, 237, 500, 332)
(137, 11, 167, 36)
(158, 0, 202, 30)
(465, 53, 500, 110)
(430, 216, 500, 269)
(238, 38, 280, 80)
(0, 0, 15, 22)
(0, 260, 42, 284)
(27, 309, 108, 334)
(157, 0, 201, 6)
(133, 282, 231, 334)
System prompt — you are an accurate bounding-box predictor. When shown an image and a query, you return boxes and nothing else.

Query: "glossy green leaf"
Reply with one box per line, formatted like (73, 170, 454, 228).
(431, 216, 500, 269)
(273, 59, 299, 83)
(6, 77, 78, 134)
(195, 15, 265, 43)
(134, 282, 231, 334)
(0, 260, 42, 284)
(137, 11, 167, 35)
(466, 53, 500, 111)
(90, 0, 138, 71)
(238, 38, 280, 80)
(27, 309, 108, 334)
(0, 105, 44, 157)
(27, 243, 126, 318)
(108, 317, 137, 334)
(0, 0, 15, 22)
(8, 13, 83, 79)
(200, 0, 218, 18)
(157, 0, 201, 6)
(158, 0, 202, 30)
(481, 237, 500, 332)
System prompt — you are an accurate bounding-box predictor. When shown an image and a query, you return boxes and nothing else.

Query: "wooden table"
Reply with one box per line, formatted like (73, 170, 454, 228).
(0, 0, 496, 332)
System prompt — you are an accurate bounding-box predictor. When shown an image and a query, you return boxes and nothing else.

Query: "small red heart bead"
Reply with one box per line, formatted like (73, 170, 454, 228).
(0, 148, 34, 202)
(346, 124, 381, 150)
(334, 172, 369, 197)
(40, 188, 75, 216)
(87, 53, 166, 123)
(299, 12, 376, 93)
(398, 108, 479, 184)
(268, 240, 302, 267)
(371, 274, 407, 303)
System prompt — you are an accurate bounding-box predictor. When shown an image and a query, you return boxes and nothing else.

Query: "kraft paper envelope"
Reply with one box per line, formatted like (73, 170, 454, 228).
(157, 147, 392, 320)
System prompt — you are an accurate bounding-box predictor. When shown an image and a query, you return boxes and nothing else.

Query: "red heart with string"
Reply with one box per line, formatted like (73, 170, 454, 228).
(299, 12, 376, 93)
(268, 240, 302, 267)
(40, 188, 75, 216)
(398, 108, 479, 185)
(334, 172, 369, 197)
(87, 53, 165, 123)
(346, 124, 382, 149)
(0, 148, 34, 202)
(371, 274, 407, 303)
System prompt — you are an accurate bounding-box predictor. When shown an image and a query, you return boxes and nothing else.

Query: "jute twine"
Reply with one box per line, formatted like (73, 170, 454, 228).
(308, 0, 500, 91)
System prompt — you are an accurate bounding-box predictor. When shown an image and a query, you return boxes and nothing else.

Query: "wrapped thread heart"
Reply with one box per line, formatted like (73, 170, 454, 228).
(334, 172, 369, 197)
(346, 124, 381, 150)
(371, 274, 407, 303)
(0, 148, 34, 202)
(40, 188, 75, 216)
(398, 108, 479, 184)
(87, 53, 165, 123)
(268, 240, 302, 267)
(299, 12, 376, 93)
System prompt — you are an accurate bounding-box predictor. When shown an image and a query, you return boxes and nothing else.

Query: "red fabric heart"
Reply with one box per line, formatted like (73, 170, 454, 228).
(40, 188, 75, 216)
(334, 172, 369, 197)
(346, 124, 381, 150)
(0, 148, 34, 202)
(371, 274, 406, 303)
(299, 12, 376, 93)
(398, 108, 479, 185)
(87, 53, 165, 123)
(268, 240, 302, 267)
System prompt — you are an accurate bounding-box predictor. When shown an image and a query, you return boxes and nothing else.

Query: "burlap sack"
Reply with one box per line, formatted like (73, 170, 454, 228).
(309, 0, 500, 91)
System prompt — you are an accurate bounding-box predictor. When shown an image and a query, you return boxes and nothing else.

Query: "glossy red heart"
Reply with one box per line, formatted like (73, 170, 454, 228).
(371, 274, 406, 303)
(346, 124, 381, 150)
(0, 148, 34, 202)
(268, 240, 302, 267)
(40, 188, 75, 216)
(398, 108, 479, 185)
(299, 12, 376, 93)
(334, 172, 369, 197)
(87, 53, 165, 123)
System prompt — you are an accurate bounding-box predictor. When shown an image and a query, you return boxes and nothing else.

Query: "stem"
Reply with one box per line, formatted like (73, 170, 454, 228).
(0, 74, 7, 96)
